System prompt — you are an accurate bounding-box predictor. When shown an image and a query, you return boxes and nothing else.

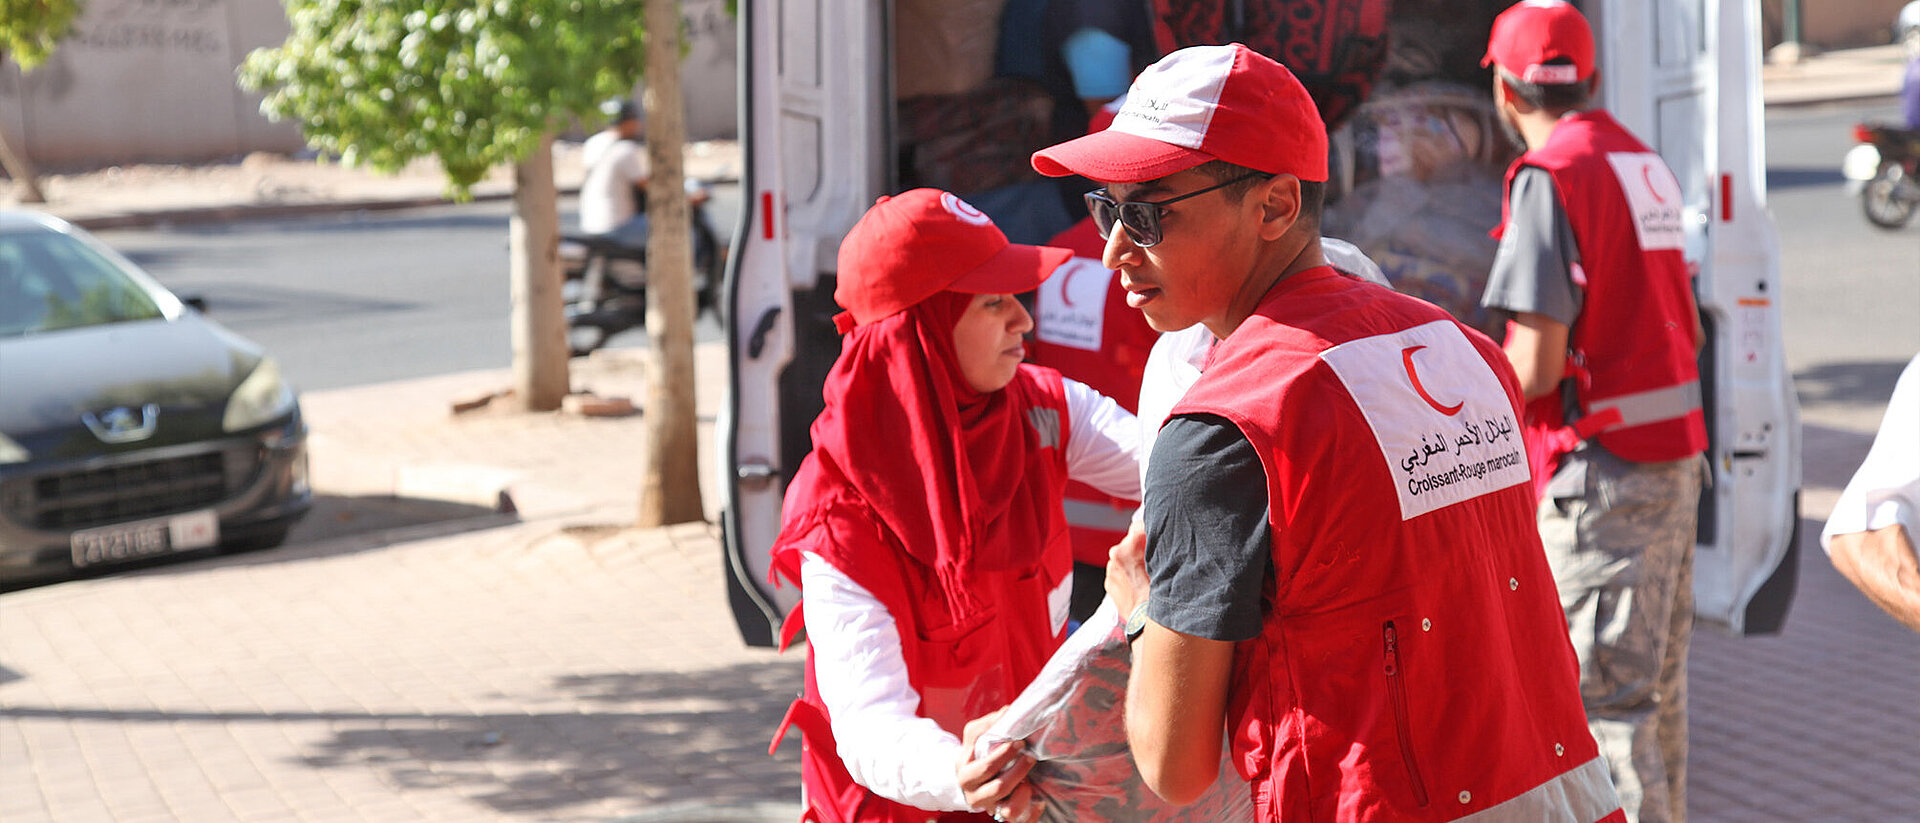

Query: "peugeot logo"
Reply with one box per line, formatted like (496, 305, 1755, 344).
(82, 404, 160, 444)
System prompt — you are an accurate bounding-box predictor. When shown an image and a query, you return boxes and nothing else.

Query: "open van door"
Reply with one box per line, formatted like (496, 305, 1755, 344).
(718, 0, 1802, 646)
(1588, 0, 1801, 635)
(718, 0, 890, 646)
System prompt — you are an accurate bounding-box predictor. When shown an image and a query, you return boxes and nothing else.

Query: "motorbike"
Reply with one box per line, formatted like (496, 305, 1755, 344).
(1842, 122, 1920, 230)
(560, 180, 723, 356)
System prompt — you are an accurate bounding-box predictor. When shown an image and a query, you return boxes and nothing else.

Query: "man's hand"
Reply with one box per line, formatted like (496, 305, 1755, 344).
(1105, 525, 1151, 619)
(957, 709, 1038, 821)
(1828, 524, 1920, 633)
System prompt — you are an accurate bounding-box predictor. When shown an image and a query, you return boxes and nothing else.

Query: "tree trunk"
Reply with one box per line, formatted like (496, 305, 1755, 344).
(0, 120, 47, 204)
(637, 0, 705, 526)
(509, 132, 570, 411)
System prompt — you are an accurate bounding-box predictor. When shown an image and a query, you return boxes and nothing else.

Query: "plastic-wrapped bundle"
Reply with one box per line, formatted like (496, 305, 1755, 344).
(974, 601, 1254, 823)
(1325, 81, 1518, 339)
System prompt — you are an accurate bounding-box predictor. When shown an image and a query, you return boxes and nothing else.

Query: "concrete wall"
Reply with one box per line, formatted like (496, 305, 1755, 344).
(0, 0, 306, 170)
(1760, 0, 1912, 50)
(0, 0, 741, 172)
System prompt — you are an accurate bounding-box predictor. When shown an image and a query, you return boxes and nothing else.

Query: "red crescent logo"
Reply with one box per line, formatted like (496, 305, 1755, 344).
(1403, 345, 1464, 416)
(1059, 263, 1080, 308)
(1642, 164, 1667, 204)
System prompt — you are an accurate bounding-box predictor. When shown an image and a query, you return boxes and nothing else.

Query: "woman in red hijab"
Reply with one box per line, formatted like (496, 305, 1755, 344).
(768, 189, 1142, 823)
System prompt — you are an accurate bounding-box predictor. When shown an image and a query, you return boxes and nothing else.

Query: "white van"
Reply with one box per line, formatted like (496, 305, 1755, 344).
(716, 0, 1801, 646)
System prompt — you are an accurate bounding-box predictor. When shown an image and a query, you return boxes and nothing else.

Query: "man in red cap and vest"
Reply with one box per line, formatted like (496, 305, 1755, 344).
(1032, 42, 1624, 823)
(1478, 4, 1709, 822)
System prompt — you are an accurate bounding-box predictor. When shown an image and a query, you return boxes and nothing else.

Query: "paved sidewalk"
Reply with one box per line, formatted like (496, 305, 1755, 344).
(1761, 43, 1911, 108)
(3, 46, 1918, 823)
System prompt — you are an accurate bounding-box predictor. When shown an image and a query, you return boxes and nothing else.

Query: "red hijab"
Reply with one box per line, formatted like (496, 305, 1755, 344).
(788, 291, 1053, 614)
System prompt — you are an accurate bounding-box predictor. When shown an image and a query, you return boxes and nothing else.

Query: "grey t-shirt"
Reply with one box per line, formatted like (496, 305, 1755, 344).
(1141, 413, 1273, 643)
(1481, 166, 1584, 325)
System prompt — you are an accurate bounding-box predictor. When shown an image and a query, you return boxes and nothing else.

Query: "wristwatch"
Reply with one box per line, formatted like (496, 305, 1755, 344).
(1124, 601, 1152, 643)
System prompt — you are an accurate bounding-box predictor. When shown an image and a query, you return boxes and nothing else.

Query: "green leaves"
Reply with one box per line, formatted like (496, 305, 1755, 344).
(1, 0, 80, 70)
(239, 0, 651, 195)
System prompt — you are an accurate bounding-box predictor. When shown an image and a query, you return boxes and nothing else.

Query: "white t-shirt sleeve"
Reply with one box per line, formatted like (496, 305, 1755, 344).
(1134, 325, 1214, 485)
(800, 553, 973, 812)
(618, 142, 650, 185)
(1822, 353, 1920, 550)
(1061, 377, 1141, 501)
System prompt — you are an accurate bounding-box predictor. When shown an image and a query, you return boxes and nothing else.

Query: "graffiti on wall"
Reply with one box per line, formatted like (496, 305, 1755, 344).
(66, 0, 231, 56)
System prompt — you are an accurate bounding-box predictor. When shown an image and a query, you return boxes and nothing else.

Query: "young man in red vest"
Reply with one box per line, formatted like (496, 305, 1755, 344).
(1479, 4, 1709, 822)
(1032, 43, 1624, 823)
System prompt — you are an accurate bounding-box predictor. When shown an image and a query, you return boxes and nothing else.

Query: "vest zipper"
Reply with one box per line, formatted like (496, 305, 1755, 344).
(1383, 621, 1430, 807)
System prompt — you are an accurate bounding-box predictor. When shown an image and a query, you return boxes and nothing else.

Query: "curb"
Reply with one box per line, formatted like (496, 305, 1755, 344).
(1764, 90, 1904, 109)
(51, 170, 743, 232)
(59, 189, 527, 232)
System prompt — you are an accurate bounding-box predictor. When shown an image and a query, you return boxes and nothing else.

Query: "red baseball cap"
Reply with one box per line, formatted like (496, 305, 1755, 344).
(1031, 43, 1328, 184)
(833, 189, 1072, 332)
(1483, 0, 1596, 85)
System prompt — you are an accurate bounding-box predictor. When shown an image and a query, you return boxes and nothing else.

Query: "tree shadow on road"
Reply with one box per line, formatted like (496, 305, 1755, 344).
(1764, 166, 1845, 190)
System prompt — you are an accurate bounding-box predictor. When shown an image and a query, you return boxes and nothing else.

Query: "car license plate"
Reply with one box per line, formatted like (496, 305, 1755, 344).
(70, 510, 220, 568)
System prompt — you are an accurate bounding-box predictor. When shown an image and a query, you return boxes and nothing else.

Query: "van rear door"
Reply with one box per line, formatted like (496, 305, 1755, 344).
(1593, 0, 1800, 635)
(719, 0, 889, 646)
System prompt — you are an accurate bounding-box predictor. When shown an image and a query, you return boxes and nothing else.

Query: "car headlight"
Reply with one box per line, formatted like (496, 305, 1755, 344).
(223, 357, 297, 432)
(0, 431, 27, 464)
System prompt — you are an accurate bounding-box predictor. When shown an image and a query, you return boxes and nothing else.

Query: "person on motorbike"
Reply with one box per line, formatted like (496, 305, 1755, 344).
(581, 99, 652, 248)
(579, 97, 717, 269)
(1902, 42, 1919, 132)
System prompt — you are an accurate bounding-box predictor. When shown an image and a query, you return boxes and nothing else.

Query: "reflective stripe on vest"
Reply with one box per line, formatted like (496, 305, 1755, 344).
(1586, 380, 1701, 432)
(1451, 756, 1619, 823)
(1062, 498, 1136, 533)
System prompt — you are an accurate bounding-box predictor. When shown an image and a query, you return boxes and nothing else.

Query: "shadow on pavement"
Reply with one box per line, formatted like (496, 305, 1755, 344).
(0, 493, 508, 594)
(1764, 166, 1846, 190)
(0, 655, 808, 817)
(290, 492, 504, 545)
(92, 659, 805, 818)
(1793, 358, 1910, 409)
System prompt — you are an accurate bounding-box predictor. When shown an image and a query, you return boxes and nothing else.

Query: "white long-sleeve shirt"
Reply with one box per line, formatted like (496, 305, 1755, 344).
(800, 377, 1140, 811)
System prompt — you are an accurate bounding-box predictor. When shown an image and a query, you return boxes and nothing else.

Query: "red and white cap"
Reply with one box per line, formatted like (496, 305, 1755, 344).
(1031, 43, 1328, 184)
(833, 189, 1071, 332)
(1483, 0, 1595, 86)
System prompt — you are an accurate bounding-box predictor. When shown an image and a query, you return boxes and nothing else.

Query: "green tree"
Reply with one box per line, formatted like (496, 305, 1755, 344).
(238, 0, 651, 412)
(0, 0, 81, 204)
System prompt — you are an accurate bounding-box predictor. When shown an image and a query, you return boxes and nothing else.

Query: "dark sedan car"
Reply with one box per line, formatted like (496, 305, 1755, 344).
(0, 211, 310, 586)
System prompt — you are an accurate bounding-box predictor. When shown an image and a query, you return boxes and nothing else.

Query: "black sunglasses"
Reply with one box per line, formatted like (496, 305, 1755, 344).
(1083, 171, 1270, 248)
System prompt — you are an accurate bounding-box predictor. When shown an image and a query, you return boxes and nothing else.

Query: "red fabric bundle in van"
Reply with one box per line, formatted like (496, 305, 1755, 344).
(1150, 0, 1390, 130)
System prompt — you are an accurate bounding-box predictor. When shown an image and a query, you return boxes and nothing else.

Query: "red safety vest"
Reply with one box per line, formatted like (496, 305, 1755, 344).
(1028, 218, 1158, 565)
(1498, 110, 1707, 482)
(1171, 267, 1623, 823)
(769, 369, 1073, 823)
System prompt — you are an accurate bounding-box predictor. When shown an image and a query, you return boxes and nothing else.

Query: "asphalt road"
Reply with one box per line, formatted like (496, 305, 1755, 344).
(1763, 99, 1919, 432)
(95, 194, 732, 394)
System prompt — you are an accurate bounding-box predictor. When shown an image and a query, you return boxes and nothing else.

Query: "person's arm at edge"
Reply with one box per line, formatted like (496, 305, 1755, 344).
(1502, 311, 1569, 401)
(1483, 167, 1578, 399)
(1827, 525, 1920, 632)
(1126, 621, 1235, 803)
(1105, 526, 1232, 803)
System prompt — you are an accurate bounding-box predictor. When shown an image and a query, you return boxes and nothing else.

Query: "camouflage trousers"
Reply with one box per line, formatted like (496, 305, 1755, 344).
(1538, 445, 1705, 823)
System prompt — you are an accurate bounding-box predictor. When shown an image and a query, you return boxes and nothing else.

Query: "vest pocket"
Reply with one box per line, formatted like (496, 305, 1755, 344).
(1382, 620, 1430, 807)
